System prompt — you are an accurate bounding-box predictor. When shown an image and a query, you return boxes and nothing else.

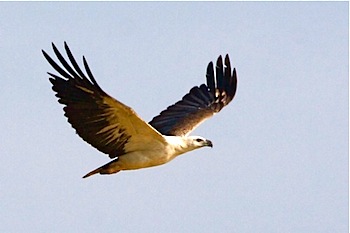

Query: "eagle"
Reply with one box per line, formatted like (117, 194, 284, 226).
(42, 42, 237, 178)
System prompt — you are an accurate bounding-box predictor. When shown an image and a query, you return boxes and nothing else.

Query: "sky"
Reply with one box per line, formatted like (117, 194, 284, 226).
(0, 2, 348, 233)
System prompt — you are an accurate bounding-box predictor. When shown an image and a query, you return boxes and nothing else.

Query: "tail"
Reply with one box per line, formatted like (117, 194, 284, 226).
(82, 159, 120, 178)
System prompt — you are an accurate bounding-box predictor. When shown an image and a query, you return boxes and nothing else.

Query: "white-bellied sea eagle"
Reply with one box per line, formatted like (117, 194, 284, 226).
(42, 42, 237, 178)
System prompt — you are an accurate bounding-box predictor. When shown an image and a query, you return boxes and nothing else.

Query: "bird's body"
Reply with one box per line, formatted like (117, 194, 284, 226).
(83, 135, 211, 178)
(43, 42, 237, 178)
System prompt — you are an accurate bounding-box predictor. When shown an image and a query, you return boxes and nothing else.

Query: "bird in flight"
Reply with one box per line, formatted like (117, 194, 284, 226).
(43, 42, 237, 178)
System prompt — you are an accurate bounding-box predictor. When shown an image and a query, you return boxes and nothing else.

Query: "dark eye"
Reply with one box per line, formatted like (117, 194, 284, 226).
(196, 138, 203, 142)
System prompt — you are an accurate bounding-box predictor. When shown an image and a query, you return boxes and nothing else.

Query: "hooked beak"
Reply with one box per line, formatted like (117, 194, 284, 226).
(206, 139, 213, 148)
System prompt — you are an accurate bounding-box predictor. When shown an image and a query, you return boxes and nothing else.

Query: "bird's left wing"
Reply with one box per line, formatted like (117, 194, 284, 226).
(43, 42, 166, 158)
(149, 55, 237, 136)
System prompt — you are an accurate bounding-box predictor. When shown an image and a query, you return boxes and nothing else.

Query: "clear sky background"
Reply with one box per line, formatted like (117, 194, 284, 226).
(0, 2, 348, 233)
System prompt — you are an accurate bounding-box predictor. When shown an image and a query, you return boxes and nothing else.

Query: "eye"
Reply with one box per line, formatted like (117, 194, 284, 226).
(196, 138, 203, 142)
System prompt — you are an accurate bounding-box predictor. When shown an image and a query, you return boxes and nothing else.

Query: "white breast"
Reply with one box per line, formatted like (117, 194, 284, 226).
(117, 136, 191, 170)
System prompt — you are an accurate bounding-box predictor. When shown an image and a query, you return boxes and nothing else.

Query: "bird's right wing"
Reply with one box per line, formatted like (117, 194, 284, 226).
(43, 42, 166, 159)
(149, 55, 237, 136)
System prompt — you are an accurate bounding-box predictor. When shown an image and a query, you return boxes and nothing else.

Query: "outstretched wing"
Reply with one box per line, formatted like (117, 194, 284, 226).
(149, 55, 237, 136)
(43, 42, 165, 158)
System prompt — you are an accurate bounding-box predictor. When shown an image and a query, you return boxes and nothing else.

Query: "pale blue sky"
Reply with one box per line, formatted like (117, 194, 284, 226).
(1, 2, 348, 233)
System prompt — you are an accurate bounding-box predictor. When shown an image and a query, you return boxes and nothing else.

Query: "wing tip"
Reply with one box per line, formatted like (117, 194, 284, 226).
(216, 55, 223, 67)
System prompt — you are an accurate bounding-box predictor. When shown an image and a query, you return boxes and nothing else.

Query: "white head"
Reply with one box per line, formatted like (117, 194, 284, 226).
(164, 135, 213, 157)
(186, 136, 213, 150)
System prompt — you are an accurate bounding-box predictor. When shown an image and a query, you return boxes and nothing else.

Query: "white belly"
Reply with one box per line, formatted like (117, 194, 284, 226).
(113, 136, 193, 171)
(117, 150, 177, 170)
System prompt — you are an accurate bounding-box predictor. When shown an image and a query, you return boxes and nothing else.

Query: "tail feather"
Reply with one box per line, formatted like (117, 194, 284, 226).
(82, 159, 120, 178)
(82, 167, 103, 178)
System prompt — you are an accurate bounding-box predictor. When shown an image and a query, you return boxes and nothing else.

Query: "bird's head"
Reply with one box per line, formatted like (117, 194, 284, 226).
(164, 135, 213, 156)
(187, 136, 213, 149)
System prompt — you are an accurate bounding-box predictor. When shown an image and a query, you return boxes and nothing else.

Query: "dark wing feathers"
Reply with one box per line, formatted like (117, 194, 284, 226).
(43, 42, 164, 158)
(206, 62, 216, 92)
(149, 55, 237, 136)
(44, 43, 237, 153)
(43, 44, 127, 156)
